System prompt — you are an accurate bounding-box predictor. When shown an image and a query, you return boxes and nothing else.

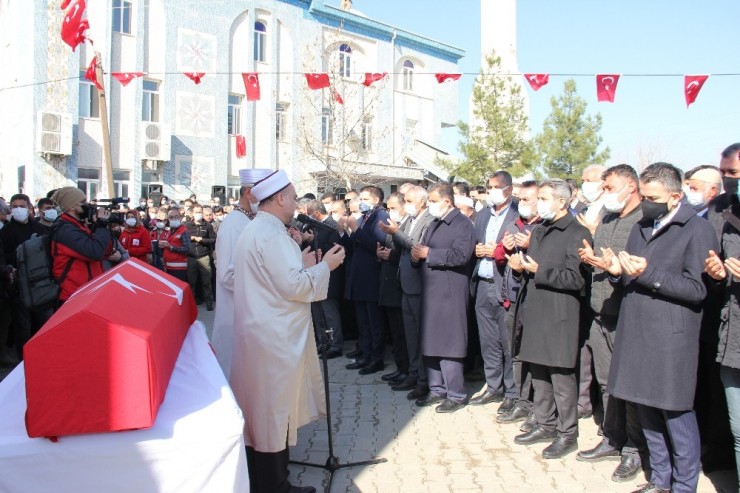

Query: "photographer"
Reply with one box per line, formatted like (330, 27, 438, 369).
(50, 187, 113, 304)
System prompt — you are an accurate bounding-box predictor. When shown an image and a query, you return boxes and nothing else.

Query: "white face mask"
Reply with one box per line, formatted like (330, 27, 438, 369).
(169, 220, 181, 228)
(194, 213, 203, 222)
(486, 187, 509, 207)
(518, 204, 534, 220)
(156, 221, 166, 229)
(581, 181, 603, 203)
(43, 209, 59, 222)
(331, 212, 341, 222)
(475, 200, 485, 212)
(250, 201, 259, 213)
(351, 211, 362, 219)
(428, 202, 448, 218)
(537, 200, 557, 221)
(404, 203, 418, 218)
(125, 218, 137, 227)
(11, 207, 29, 223)
(684, 189, 705, 207)
(603, 186, 629, 213)
(389, 210, 401, 223)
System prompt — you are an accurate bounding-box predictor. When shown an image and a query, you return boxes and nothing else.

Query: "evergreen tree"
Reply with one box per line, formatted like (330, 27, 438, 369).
(535, 79, 610, 179)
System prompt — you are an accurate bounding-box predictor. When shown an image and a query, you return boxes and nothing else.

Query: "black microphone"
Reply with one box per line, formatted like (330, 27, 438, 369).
(296, 213, 337, 232)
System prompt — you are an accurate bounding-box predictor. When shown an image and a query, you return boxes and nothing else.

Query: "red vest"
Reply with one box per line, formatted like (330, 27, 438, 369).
(161, 225, 188, 271)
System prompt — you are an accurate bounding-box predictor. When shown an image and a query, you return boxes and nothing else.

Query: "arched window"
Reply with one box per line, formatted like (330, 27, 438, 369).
(402, 60, 414, 91)
(254, 21, 266, 62)
(339, 44, 352, 78)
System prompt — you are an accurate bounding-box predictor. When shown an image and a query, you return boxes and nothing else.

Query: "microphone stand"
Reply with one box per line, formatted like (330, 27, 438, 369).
(290, 228, 386, 493)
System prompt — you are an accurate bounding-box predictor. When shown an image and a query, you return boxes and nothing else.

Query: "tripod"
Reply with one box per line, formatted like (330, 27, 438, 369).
(290, 234, 386, 493)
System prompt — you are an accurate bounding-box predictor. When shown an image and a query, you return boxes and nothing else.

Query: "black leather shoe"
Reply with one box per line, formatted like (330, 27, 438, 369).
(630, 483, 669, 493)
(358, 361, 384, 375)
(381, 370, 401, 382)
(407, 385, 429, 400)
(346, 349, 362, 359)
(206, 302, 214, 311)
(576, 439, 621, 462)
(415, 393, 445, 407)
(542, 436, 578, 459)
(496, 403, 530, 424)
(392, 376, 418, 391)
(321, 349, 342, 359)
(612, 454, 642, 482)
(387, 372, 408, 385)
(519, 410, 537, 433)
(578, 409, 593, 420)
(514, 425, 557, 445)
(346, 358, 369, 370)
(435, 399, 466, 413)
(289, 486, 316, 493)
(468, 390, 503, 406)
(497, 397, 516, 415)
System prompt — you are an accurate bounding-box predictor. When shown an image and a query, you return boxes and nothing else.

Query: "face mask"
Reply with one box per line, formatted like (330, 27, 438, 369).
(194, 213, 203, 222)
(389, 210, 401, 223)
(641, 200, 670, 222)
(331, 213, 342, 222)
(216, 215, 224, 222)
(537, 200, 557, 221)
(602, 186, 629, 213)
(684, 190, 706, 208)
(486, 187, 509, 207)
(518, 204, 534, 220)
(11, 207, 29, 223)
(474, 200, 484, 212)
(250, 201, 259, 213)
(428, 202, 447, 218)
(169, 220, 181, 228)
(293, 211, 299, 219)
(139, 201, 146, 207)
(358, 202, 372, 213)
(125, 218, 137, 227)
(351, 211, 362, 219)
(43, 209, 58, 222)
(156, 221, 166, 229)
(404, 203, 418, 217)
(723, 176, 739, 196)
(581, 181, 603, 203)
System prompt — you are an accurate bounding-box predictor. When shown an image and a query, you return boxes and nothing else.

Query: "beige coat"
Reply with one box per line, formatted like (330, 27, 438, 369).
(229, 211, 329, 452)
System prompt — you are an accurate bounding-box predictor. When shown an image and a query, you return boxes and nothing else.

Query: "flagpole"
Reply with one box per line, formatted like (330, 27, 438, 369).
(94, 50, 115, 199)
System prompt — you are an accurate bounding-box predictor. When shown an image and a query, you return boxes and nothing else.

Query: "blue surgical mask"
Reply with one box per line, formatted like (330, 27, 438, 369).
(358, 202, 372, 213)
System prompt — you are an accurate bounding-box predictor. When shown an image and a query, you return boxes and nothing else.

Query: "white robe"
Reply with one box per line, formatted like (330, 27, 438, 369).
(211, 209, 251, 379)
(229, 211, 330, 452)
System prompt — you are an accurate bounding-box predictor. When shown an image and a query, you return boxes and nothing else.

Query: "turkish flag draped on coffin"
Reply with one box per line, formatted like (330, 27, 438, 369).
(24, 258, 197, 438)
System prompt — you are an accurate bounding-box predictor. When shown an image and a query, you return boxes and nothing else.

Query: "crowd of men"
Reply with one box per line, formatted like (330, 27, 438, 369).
(1, 142, 740, 493)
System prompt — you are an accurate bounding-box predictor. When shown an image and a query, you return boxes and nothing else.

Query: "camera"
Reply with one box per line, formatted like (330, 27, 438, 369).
(90, 197, 129, 225)
(289, 218, 313, 234)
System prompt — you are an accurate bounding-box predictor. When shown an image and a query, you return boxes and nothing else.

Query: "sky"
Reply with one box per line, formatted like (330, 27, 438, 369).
(344, 0, 740, 171)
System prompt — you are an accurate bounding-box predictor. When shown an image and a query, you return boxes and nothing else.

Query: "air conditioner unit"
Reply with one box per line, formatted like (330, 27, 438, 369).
(36, 111, 73, 155)
(139, 122, 171, 161)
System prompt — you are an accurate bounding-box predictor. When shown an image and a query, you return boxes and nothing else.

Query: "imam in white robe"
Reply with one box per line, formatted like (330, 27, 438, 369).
(229, 211, 330, 452)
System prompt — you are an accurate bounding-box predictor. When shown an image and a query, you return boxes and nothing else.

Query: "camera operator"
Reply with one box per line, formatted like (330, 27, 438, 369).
(50, 187, 113, 304)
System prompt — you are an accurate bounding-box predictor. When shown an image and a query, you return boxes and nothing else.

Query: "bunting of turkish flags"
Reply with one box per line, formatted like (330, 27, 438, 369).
(524, 73, 550, 91)
(435, 73, 462, 83)
(184, 72, 205, 85)
(332, 89, 344, 105)
(111, 72, 144, 87)
(242, 73, 261, 101)
(684, 75, 709, 108)
(596, 74, 620, 102)
(235, 135, 247, 158)
(305, 73, 330, 90)
(363, 73, 387, 87)
(60, 0, 89, 51)
(84, 56, 102, 90)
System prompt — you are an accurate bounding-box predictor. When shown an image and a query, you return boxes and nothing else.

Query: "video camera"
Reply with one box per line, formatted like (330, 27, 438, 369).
(90, 197, 129, 225)
(289, 217, 313, 234)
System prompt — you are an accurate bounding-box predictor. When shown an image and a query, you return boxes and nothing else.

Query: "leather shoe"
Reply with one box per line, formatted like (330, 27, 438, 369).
(392, 376, 417, 391)
(415, 393, 445, 407)
(576, 439, 621, 462)
(206, 302, 214, 311)
(496, 403, 530, 424)
(514, 425, 556, 445)
(321, 349, 342, 359)
(407, 385, 429, 400)
(630, 483, 669, 493)
(519, 410, 537, 433)
(346, 358, 369, 370)
(578, 409, 593, 420)
(387, 372, 408, 385)
(346, 348, 362, 359)
(468, 390, 503, 406)
(290, 486, 316, 493)
(612, 454, 642, 483)
(435, 399, 466, 413)
(497, 397, 516, 415)
(358, 361, 384, 375)
(542, 436, 578, 459)
(381, 370, 401, 382)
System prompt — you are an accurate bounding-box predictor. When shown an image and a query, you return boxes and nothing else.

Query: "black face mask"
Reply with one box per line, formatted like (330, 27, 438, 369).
(723, 176, 739, 196)
(641, 200, 670, 222)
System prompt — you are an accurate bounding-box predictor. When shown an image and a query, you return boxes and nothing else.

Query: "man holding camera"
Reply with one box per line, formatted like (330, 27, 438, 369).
(50, 187, 113, 304)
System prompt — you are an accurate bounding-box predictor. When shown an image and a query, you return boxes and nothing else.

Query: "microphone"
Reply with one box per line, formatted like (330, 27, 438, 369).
(297, 213, 337, 232)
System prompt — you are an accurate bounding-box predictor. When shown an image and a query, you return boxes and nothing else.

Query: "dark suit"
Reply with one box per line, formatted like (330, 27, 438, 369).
(379, 218, 408, 374)
(472, 203, 519, 398)
(310, 216, 344, 353)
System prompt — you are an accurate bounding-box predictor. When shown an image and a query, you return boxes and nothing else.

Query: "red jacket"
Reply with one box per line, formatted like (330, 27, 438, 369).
(120, 224, 152, 261)
(51, 214, 113, 302)
(161, 225, 190, 271)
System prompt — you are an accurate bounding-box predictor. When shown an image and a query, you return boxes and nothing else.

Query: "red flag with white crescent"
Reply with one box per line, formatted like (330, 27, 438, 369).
(184, 72, 205, 85)
(363, 72, 387, 87)
(305, 73, 330, 90)
(84, 56, 102, 90)
(684, 75, 709, 108)
(60, 0, 72, 9)
(596, 74, 620, 102)
(523, 74, 550, 91)
(434, 73, 462, 84)
(332, 89, 344, 105)
(242, 73, 261, 101)
(111, 72, 144, 87)
(60, 0, 88, 51)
